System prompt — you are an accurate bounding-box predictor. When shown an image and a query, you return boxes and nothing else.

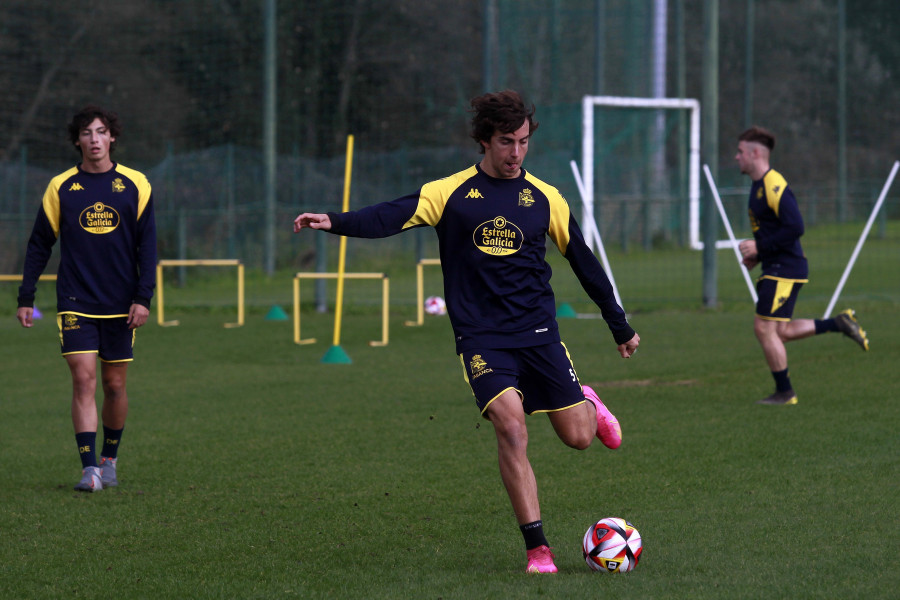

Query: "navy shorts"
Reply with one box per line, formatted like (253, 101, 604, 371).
(57, 313, 135, 362)
(755, 276, 807, 321)
(459, 343, 586, 417)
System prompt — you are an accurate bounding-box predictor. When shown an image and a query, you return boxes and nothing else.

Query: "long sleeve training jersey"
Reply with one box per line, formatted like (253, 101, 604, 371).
(326, 164, 634, 354)
(18, 163, 157, 315)
(747, 168, 808, 279)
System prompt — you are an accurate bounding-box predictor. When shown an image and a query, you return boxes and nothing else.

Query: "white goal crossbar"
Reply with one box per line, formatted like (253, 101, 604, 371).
(581, 95, 703, 250)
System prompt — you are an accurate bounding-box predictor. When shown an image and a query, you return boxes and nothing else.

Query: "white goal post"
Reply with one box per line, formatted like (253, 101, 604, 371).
(580, 95, 704, 250)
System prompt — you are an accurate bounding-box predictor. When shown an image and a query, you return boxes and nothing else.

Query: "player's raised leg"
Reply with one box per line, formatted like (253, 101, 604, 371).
(835, 309, 869, 351)
(545, 388, 622, 450)
(582, 385, 622, 449)
(546, 397, 595, 450)
(778, 309, 869, 352)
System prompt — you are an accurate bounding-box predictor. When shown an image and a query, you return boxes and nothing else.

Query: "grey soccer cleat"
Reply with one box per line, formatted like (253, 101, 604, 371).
(835, 309, 869, 351)
(757, 390, 798, 405)
(74, 466, 103, 492)
(99, 456, 118, 487)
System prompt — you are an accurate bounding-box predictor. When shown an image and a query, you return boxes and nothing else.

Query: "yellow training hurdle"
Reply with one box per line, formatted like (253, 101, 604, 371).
(0, 275, 58, 312)
(156, 259, 244, 328)
(293, 272, 390, 346)
(404, 258, 441, 326)
(0, 274, 57, 282)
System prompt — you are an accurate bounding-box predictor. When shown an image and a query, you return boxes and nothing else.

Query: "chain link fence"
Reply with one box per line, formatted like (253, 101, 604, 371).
(2, 0, 898, 307)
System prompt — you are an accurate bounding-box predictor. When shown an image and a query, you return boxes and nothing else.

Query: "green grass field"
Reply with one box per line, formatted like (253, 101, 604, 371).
(1, 241, 898, 598)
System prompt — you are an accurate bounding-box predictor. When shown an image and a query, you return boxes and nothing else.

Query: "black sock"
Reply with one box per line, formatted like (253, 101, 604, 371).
(520, 520, 549, 551)
(772, 368, 793, 393)
(75, 431, 97, 469)
(101, 426, 124, 459)
(814, 318, 839, 334)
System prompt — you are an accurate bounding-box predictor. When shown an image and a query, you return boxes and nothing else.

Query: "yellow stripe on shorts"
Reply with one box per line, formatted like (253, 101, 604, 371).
(770, 279, 795, 314)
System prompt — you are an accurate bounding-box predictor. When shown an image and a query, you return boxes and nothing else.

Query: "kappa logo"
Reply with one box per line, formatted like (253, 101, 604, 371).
(465, 188, 484, 199)
(756, 188, 764, 199)
(518, 188, 534, 207)
(773, 185, 781, 194)
(111, 178, 126, 193)
(68, 182, 85, 191)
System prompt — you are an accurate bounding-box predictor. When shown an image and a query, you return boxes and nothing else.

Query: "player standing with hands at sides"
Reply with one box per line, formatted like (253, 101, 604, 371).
(293, 90, 639, 573)
(17, 106, 157, 491)
(735, 126, 868, 406)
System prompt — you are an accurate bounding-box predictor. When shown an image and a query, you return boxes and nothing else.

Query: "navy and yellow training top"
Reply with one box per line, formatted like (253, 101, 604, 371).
(747, 168, 808, 280)
(326, 163, 634, 354)
(18, 163, 157, 316)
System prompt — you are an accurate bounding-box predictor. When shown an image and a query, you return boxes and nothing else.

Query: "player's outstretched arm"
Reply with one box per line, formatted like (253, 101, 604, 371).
(293, 213, 332, 233)
(617, 332, 640, 358)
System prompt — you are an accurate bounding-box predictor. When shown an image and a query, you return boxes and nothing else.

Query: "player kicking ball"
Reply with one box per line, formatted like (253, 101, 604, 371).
(293, 91, 639, 573)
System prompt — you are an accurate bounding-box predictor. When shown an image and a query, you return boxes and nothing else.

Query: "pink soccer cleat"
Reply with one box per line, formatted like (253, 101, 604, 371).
(583, 385, 622, 449)
(525, 545, 558, 574)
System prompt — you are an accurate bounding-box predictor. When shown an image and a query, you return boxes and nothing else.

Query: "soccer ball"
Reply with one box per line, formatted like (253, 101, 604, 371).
(424, 295, 447, 316)
(583, 517, 642, 573)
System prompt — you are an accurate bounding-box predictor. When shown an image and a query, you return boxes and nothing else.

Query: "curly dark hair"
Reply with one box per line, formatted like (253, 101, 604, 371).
(469, 90, 539, 154)
(738, 126, 775, 151)
(67, 105, 122, 154)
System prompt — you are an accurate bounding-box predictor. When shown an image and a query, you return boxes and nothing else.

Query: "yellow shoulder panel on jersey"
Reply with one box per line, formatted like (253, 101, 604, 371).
(763, 169, 788, 217)
(42, 167, 79, 236)
(406, 165, 479, 229)
(525, 171, 571, 253)
(116, 164, 153, 219)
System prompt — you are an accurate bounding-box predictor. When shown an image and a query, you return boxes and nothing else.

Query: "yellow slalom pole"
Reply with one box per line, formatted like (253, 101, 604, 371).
(322, 134, 354, 364)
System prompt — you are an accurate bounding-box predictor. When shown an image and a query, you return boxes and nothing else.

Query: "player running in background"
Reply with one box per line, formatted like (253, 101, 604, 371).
(17, 106, 157, 491)
(293, 90, 639, 573)
(735, 126, 868, 406)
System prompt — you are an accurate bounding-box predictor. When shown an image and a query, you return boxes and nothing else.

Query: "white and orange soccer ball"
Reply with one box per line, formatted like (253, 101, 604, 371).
(583, 517, 642, 573)
(424, 295, 447, 316)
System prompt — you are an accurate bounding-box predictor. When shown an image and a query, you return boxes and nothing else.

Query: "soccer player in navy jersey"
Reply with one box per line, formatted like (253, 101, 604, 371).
(735, 126, 868, 406)
(17, 106, 157, 491)
(293, 90, 640, 573)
